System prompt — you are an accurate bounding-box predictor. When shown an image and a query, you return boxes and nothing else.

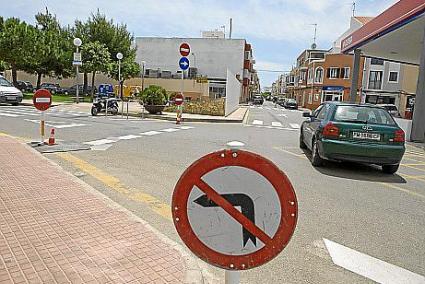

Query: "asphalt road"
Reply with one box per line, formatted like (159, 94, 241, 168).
(1, 101, 424, 284)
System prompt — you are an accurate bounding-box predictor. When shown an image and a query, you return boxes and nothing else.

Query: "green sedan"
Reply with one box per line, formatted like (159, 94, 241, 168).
(300, 102, 405, 174)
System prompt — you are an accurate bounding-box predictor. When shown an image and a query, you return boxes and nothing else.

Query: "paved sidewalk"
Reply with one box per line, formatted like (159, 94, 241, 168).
(0, 135, 207, 284)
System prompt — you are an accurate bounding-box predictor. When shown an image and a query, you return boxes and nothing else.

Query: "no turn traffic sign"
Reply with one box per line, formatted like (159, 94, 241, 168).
(172, 149, 298, 270)
(179, 42, 191, 57)
(33, 89, 52, 111)
(174, 94, 184, 106)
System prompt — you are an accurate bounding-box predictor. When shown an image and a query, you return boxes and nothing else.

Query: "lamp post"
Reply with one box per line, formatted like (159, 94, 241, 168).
(141, 61, 145, 93)
(116, 52, 123, 116)
(73, 38, 82, 103)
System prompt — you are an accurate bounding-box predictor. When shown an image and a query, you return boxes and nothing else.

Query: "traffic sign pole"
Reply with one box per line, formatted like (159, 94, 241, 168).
(40, 111, 45, 145)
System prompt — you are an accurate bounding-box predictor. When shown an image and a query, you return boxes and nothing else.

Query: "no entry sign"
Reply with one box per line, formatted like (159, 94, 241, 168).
(33, 89, 52, 111)
(172, 149, 298, 270)
(179, 43, 191, 57)
(175, 94, 184, 106)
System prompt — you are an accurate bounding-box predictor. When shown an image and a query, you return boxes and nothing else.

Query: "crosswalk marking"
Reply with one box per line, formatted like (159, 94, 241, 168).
(178, 126, 194, 130)
(140, 131, 162, 136)
(0, 112, 20, 117)
(278, 114, 288, 117)
(24, 119, 86, 129)
(85, 139, 116, 146)
(290, 123, 300, 129)
(272, 122, 283, 127)
(117, 135, 141, 140)
(252, 120, 263, 125)
(160, 128, 180, 133)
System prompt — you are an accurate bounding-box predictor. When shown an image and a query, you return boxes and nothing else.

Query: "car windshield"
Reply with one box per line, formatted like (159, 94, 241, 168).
(0, 77, 13, 87)
(334, 105, 396, 125)
(287, 99, 296, 103)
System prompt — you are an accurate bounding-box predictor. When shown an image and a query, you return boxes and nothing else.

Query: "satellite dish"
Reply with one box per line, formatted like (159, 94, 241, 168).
(311, 43, 317, 50)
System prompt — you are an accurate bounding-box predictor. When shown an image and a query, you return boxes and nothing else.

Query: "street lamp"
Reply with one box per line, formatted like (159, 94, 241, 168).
(220, 25, 226, 38)
(73, 38, 82, 103)
(141, 61, 146, 93)
(116, 52, 123, 116)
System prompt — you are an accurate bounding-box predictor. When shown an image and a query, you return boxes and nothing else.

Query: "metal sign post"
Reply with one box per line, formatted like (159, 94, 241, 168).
(33, 89, 52, 145)
(178, 44, 190, 124)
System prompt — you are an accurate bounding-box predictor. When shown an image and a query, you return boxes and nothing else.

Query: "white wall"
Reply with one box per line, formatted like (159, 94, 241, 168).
(135, 37, 245, 80)
(225, 69, 241, 116)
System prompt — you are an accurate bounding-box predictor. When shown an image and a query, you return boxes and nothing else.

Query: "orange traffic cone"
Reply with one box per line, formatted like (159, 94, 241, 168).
(48, 128, 55, 146)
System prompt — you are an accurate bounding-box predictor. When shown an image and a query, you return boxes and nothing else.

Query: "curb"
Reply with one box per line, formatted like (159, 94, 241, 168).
(14, 137, 218, 284)
(116, 111, 244, 123)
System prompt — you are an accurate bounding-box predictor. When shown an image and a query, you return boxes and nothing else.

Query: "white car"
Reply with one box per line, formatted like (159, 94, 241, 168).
(0, 76, 23, 105)
(377, 104, 400, 117)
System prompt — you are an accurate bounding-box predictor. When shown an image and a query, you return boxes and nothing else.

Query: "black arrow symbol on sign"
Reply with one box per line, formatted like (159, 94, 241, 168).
(194, 193, 256, 247)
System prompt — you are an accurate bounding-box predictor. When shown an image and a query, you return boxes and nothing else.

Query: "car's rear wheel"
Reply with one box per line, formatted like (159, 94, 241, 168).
(311, 139, 323, 167)
(382, 164, 399, 174)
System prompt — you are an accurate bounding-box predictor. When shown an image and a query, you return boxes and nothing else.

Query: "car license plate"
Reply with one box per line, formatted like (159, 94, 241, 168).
(6, 96, 16, 101)
(353, 132, 380, 141)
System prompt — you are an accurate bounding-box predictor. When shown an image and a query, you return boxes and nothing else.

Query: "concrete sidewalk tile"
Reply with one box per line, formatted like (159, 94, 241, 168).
(0, 135, 213, 283)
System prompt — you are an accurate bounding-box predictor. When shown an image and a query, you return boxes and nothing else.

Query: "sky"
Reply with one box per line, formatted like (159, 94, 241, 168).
(1, 0, 398, 88)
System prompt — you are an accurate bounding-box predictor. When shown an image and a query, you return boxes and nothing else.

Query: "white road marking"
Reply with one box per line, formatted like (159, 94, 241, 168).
(54, 123, 86, 129)
(252, 120, 263, 125)
(265, 107, 271, 110)
(90, 144, 113, 151)
(257, 107, 263, 110)
(0, 109, 39, 116)
(84, 139, 116, 146)
(140, 131, 161, 136)
(178, 126, 194, 130)
(324, 238, 425, 284)
(0, 112, 20, 117)
(249, 106, 255, 109)
(272, 121, 283, 127)
(160, 128, 180, 133)
(250, 125, 298, 131)
(278, 114, 288, 117)
(117, 134, 141, 140)
(290, 123, 300, 129)
(24, 119, 85, 129)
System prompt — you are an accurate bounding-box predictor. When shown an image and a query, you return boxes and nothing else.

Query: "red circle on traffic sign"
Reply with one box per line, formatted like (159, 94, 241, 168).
(179, 43, 191, 57)
(33, 89, 52, 111)
(172, 149, 298, 270)
(175, 94, 184, 106)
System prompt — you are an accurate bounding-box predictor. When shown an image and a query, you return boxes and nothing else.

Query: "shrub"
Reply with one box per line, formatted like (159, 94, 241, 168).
(139, 85, 166, 105)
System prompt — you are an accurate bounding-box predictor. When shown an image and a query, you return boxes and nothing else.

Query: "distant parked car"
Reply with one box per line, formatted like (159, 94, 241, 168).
(15, 80, 34, 93)
(0, 76, 23, 105)
(300, 102, 405, 174)
(377, 104, 400, 117)
(39, 83, 68, 94)
(284, 98, 298, 109)
(253, 95, 264, 105)
(67, 84, 97, 96)
(276, 97, 286, 106)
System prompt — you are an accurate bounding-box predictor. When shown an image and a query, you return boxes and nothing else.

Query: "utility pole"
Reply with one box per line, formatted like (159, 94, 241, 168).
(352, 1, 356, 17)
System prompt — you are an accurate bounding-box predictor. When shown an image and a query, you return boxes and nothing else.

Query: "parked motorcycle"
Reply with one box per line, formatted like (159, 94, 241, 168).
(91, 94, 119, 116)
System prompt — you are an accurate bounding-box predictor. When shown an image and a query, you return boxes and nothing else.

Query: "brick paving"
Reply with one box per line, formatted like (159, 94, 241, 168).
(0, 136, 190, 283)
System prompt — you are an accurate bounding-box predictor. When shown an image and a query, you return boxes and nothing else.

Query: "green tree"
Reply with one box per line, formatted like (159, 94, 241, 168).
(81, 41, 111, 98)
(0, 18, 33, 85)
(27, 9, 73, 88)
(108, 55, 141, 83)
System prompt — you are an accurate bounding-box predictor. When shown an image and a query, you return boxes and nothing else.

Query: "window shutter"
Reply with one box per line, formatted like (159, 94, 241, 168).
(336, 68, 340, 78)
(340, 68, 345, 78)
(327, 68, 330, 78)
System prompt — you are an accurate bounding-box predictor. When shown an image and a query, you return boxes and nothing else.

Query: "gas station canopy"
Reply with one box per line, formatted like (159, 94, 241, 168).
(341, 0, 425, 65)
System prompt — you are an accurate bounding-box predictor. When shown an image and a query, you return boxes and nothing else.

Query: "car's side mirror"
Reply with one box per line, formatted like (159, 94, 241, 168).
(303, 112, 312, 118)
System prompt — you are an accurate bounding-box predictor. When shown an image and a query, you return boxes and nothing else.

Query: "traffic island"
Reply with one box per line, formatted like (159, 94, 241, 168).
(0, 135, 212, 284)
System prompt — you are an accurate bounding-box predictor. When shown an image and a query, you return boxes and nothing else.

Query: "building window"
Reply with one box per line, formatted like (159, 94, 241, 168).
(308, 94, 313, 104)
(368, 71, 383, 90)
(341, 67, 350, 79)
(315, 67, 324, 83)
(388, 71, 398, 83)
(327, 67, 339, 79)
(308, 68, 313, 83)
(371, 58, 384, 65)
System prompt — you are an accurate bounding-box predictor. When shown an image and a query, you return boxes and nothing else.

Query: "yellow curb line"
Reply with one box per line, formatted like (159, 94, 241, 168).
(56, 152, 172, 220)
